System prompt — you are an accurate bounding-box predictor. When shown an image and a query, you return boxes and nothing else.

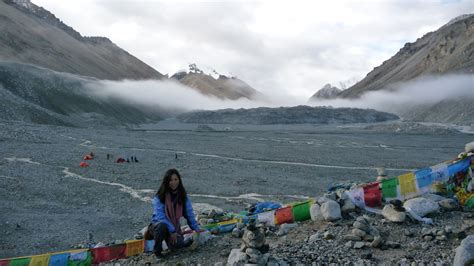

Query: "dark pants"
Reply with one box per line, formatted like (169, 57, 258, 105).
(150, 222, 192, 255)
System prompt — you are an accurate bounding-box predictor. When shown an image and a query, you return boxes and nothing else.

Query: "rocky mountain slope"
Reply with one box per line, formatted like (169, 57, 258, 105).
(0, 0, 164, 80)
(171, 64, 261, 100)
(0, 61, 165, 127)
(308, 83, 342, 101)
(177, 105, 399, 125)
(339, 14, 473, 98)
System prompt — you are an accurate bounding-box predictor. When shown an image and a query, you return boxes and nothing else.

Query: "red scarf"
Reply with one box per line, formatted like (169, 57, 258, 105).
(165, 192, 183, 235)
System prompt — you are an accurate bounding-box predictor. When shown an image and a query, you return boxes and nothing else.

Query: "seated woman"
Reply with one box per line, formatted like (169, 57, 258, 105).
(149, 168, 201, 259)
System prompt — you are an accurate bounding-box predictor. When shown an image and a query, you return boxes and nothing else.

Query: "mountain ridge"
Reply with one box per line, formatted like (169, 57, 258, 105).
(0, 0, 165, 80)
(338, 14, 474, 98)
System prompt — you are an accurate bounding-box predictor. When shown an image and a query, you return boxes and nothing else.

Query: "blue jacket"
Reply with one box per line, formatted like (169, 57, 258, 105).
(151, 196, 200, 233)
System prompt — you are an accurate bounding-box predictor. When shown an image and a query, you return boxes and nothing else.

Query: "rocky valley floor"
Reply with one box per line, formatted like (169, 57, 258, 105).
(0, 120, 472, 260)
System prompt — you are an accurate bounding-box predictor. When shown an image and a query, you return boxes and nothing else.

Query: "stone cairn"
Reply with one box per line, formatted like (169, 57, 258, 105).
(241, 218, 270, 264)
(344, 216, 400, 250)
(227, 218, 271, 265)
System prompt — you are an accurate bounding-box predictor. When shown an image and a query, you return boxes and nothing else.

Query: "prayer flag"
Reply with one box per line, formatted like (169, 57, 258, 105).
(257, 210, 276, 226)
(398, 172, 417, 196)
(346, 187, 365, 208)
(30, 254, 50, 266)
(363, 182, 381, 207)
(381, 178, 399, 199)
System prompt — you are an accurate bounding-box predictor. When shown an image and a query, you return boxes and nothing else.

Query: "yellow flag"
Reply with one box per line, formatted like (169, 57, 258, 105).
(29, 254, 50, 266)
(398, 172, 417, 196)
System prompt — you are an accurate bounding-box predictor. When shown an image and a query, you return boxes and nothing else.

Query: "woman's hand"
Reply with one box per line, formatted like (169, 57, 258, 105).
(170, 232, 178, 245)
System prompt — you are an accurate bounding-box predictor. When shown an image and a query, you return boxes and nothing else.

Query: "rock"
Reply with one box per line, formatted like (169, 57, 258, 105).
(370, 227, 381, 238)
(214, 262, 225, 266)
(236, 223, 245, 230)
(266, 257, 280, 266)
(423, 235, 433, 241)
(341, 199, 356, 213)
(363, 235, 374, 242)
(309, 233, 321, 243)
(386, 241, 401, 248)
(245, 248, 262, 263)
(353, 221, 370, 232)
(344, 234, 362, 241)
(323, 231, 334, 240)
(242, 228, 265, 248)
(310, 204, 324, 221)
(445, 226, 453, 234)
(404, 198, 439, 217)
(438, 199, 460, 210)
(436, 235, 447, 241)
(352, 228, 367, 237)
(320, 200, 342, 221)
(323, 192, 337, 201)
(345, 241, 354, 248)
(353, 241, 365, 249)
(232, 228, 243, 238)
(404, 229, 414, 237)
(257, 253, 270, 265)
(421, 193, 446, 202)
(371, 236, 383, 248)
(453, 235, 474, 266)
(382, 204, 406, 223)
(276, 223, 297, 236)
(421, 227, 433, 237)
(227, 249, 248, 265)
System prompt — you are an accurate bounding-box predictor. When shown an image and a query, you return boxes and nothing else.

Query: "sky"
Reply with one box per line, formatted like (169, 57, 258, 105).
(33, 0, 473, 102)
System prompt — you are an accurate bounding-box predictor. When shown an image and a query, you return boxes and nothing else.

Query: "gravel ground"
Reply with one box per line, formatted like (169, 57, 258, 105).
(112, 210, 474, 265)
(0, 120, 472, 258)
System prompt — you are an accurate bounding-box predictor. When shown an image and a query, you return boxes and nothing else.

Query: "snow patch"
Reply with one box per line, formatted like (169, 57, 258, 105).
(5, 157, 41, 165)
(62, 168, 153, 203)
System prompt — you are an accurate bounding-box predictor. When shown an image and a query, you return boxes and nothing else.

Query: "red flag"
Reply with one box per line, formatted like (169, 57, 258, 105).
(363, 182, 381, 207)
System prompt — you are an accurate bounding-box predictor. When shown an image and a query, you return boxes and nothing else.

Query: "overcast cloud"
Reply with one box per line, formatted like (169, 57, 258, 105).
(33, 0, 473, 101)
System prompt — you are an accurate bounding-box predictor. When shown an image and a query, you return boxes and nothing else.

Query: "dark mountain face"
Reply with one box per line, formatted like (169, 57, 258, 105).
(339, 14, 474, 98)
(0, 62, 166, 127)
(0, 0, 164, 80)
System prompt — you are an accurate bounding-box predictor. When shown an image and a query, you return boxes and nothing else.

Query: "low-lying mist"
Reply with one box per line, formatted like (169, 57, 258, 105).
(309, 74, 474, 116)
(86, 74, 473, 119)
(86, 79, 300, 116)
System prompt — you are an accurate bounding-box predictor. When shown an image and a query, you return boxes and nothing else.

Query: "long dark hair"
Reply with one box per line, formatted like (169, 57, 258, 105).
(156, 168, 187, 204)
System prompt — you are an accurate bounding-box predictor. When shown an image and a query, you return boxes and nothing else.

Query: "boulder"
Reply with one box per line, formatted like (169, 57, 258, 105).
(341, 198, 356, 213)
(453, 235, 474, 266)
(310, 203, 324, 221)
(438, 199, 460, 210)
(404, 198, 439, 217)
(227, 249, 247, 265)
(320, 200, 342, 221)
(421, 193, 446, 202)
(382, 204, 406, 223)
(276, 223, 297, 236)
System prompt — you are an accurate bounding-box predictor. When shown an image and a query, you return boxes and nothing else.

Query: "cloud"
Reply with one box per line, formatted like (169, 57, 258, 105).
(33, 0, 474, 101)
(309, 74, 474, 116)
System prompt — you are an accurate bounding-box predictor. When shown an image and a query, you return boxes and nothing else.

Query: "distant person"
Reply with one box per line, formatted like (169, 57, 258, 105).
(175, 153, 178, 160)
(131, 156, 134, 162)
(134, 156, 139, 163)
(107, 154, 110, 160)
(127, 158, 130, 163)
(148, 168, 200, 260)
